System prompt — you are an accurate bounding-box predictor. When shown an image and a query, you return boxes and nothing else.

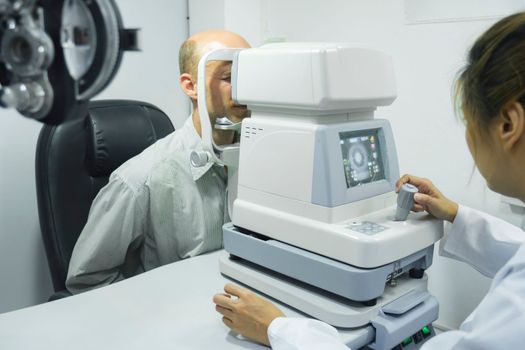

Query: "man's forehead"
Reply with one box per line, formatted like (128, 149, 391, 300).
(196, 41, 233, 70)
(205, 60, 232, 74)
(216, 61, 232, 70)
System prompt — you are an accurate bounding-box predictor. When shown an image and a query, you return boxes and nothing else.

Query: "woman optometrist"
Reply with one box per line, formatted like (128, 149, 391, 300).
(212, 11, 525, 350)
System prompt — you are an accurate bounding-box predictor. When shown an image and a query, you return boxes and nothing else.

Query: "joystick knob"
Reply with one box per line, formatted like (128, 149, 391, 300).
(395, 183, 418, 221)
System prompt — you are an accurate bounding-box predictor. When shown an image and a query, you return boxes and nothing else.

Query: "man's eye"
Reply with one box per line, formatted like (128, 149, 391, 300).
(222, 76, 231, 82)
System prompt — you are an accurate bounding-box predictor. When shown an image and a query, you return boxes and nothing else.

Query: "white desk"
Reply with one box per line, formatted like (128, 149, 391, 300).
(0, 250, 371, 350)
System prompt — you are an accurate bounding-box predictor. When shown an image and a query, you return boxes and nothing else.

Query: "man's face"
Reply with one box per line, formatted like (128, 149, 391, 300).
(205, 61, 250, 125)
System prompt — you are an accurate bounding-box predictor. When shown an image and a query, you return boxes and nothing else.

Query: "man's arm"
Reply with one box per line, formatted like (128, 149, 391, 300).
(66, 175, 147, 294)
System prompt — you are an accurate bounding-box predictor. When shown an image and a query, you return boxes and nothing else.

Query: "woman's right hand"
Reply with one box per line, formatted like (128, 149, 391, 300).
(396, 174, 458, 222)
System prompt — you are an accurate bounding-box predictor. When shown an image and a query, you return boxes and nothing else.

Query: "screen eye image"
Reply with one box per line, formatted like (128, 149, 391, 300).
(339, 129, 386, 188)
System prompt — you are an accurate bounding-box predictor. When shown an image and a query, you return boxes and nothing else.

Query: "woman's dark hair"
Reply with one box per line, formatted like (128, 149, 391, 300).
(456, 12, 525, 128)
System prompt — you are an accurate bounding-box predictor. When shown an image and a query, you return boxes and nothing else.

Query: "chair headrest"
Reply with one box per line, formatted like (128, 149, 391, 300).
(85, 101, 167, 176)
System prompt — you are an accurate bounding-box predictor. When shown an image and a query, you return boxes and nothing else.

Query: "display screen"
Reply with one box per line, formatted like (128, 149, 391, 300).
(340, 129, 386, 188)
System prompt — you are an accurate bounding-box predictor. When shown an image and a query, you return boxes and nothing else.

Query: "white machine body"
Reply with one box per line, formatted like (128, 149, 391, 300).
(229, 43, 443, 268)
(211, 44, 443, 348)
(232, 42, 397, 113)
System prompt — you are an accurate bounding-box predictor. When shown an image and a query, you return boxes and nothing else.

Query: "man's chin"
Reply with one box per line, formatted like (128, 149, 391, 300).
(229, 109, 251, 123)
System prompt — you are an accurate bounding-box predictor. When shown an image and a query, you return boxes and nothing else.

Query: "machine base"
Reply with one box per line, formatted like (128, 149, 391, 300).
(220, 253, 438, 350)
(220, 254, 429, 328)
(223, 222, 434, 303)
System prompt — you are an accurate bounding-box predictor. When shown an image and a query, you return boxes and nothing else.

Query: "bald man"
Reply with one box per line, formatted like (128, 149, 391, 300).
(66, 30, 251, 294)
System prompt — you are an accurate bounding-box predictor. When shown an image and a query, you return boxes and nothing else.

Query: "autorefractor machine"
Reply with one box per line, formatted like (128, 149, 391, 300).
(192, 43, 444, 350)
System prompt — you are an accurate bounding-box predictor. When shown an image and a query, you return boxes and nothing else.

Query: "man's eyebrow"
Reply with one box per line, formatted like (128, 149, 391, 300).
(218, 65, 232, 74)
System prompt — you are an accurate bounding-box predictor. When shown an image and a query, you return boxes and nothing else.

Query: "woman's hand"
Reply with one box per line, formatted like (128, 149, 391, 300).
(396, 174, 458, 222)
(213, 283, 285, 346)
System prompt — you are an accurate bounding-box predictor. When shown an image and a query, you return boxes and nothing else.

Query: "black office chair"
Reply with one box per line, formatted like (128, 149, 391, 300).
(35, 100, 175, 300)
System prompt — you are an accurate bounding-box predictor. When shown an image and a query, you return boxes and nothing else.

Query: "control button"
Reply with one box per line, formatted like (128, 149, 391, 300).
(401, 337, 413, 347)
(422, 325, 432, 338)
(413, 331, 424, 344)
(347, 221, 388, 235)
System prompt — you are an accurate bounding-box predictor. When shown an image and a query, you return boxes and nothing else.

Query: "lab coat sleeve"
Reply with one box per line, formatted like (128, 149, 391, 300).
(268, 317, 350, 350)
(267, 263, 525, 350)
(266, 206, 525, 350)
(421, 244, 525, 350)
(439, 205, 525, 277)
(66, 174, 147, 294)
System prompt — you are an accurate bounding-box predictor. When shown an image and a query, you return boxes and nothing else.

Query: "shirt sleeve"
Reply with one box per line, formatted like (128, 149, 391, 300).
(439, 205, 525, 277)
(268, 317, 351, 350)
(146, 160, 192, 261)
(66, 175, 147, 294)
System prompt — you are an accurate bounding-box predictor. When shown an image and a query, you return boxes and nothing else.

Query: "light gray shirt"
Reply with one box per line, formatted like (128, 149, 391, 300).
(66, 117, 228, 294)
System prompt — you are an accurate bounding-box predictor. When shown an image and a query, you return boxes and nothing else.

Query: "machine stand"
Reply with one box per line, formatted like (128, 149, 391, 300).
(363, 299, 377, 307)
(409, 268, 425, 279)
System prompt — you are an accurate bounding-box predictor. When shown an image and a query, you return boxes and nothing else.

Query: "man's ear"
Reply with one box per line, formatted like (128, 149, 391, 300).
(180, 73, 197, 101)
(498, 101, 525, 152)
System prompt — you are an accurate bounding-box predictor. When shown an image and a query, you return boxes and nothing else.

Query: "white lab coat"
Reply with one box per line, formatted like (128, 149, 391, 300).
(268, 205, 525, 349)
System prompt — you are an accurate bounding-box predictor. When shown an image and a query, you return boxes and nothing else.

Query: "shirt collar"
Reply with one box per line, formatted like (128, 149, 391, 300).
(182, 115, 216, 181)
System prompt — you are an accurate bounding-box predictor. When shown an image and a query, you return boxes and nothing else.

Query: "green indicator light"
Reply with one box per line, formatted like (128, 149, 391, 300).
(402, 337, 413, 346)
(422, 326, 431, 335)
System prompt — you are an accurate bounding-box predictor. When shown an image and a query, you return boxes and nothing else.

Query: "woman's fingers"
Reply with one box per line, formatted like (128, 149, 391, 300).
(215, 304, 235, 319)
(213, 293, 235, 310)
(224, 283, 248, 298)
(396, 174, 427, 192)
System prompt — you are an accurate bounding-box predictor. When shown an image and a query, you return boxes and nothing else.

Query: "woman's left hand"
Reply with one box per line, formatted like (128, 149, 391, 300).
(213, 283, 286, 346)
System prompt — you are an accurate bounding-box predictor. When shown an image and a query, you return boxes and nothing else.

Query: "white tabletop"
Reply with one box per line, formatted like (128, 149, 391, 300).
(0, 250, 370, 350)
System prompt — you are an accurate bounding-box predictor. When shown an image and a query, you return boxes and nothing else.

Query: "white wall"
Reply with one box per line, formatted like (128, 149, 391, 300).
(188, 0, 263, 45)
(0, 0, 189, 314)
(191, 0, 525, 330)
(0, 113, 51, 314)
(188, 0, 225, 35)
(97, 0, 190, 128)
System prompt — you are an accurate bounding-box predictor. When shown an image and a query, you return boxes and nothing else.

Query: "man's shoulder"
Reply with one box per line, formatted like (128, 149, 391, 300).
(111, 129, 193, 191)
